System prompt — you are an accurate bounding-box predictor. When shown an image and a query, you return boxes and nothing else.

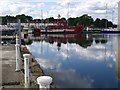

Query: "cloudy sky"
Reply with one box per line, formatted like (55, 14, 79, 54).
(0, 0, 119, 24)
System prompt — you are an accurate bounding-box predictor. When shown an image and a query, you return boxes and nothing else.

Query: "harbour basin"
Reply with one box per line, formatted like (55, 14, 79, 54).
(26, 34, 120, 88)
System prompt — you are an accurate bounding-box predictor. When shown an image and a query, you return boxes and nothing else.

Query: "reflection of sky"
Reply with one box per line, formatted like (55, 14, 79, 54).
(27, 34, 119, 88)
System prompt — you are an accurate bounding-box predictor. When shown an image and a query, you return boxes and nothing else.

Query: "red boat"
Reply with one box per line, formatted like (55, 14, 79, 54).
(33, 14, 83, 34)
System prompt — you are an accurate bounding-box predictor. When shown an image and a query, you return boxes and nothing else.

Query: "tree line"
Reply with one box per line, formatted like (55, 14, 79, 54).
(1, 14, 117, 28)
(68, 14, 117, 28)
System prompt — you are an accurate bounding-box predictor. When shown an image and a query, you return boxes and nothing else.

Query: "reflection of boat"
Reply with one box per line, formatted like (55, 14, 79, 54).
(1, 29, 18, 35)
(33, 14, 83, 34)
(47, 34, 85, 44)
(101, 29, 120, 34)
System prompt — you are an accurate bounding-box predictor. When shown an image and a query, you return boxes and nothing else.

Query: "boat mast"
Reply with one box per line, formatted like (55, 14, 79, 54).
(105, 4, 108, 29)
(47, 11, 49, 26)
(112, 10, 114, 28)
(67, 3, 70, 26)
(41, 10, 43, 28)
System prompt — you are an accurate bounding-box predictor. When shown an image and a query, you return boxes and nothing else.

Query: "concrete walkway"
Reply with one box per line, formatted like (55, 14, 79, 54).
(0, 45, 23, 89)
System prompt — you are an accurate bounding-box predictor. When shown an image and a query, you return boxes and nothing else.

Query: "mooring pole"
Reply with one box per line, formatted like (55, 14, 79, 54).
(23, 54, 31, 88)
(37, 76, 53, 90)
(15, 34, 21, 71)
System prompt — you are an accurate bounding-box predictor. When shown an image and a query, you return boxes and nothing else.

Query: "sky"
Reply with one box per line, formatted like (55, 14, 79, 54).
(0, 0, 119, 24)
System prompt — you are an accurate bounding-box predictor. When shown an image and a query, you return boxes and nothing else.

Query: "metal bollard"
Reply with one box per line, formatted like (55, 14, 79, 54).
(23, 54, 31, 88)
(37, 76, 53, 90)
(15, 34, 21, 71)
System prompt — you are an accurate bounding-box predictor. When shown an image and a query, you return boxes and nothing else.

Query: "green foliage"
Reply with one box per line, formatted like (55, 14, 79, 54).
(101, 40, 107, 44)
(95, 40, 100, 44)
(94, 18, 101, 28)
(68, 14, 113, 28)
(68, 14, 94, 27)
(94, 18, 113, 28)
(78, 14, 94, 27)
(16, 14, 33, 22)
(1, 14, 33, 24)
(1, 14, 114, 28)
(49, 17, 56, 23)
(68, 17, 76, 26)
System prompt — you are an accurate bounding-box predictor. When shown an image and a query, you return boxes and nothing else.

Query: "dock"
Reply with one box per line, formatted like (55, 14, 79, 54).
(0, 45, 23, 89)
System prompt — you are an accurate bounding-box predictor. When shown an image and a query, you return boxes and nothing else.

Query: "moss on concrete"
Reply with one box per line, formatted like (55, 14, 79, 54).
(20, 45, 43, 87)
(20, 45, 56, 89)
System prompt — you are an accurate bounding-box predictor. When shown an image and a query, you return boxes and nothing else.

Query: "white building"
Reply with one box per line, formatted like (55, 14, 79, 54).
(118, 1, 120, 30)
(7, 22, 57, 29)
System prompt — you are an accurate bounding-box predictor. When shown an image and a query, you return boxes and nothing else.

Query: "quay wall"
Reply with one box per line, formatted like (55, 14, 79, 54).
(118, 1, 120, 30)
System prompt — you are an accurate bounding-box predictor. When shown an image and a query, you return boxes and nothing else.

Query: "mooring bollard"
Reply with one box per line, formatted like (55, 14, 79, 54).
(23, 54, 31, 88)
(37, 76, 53, 90)
(15, 34, 21, 71)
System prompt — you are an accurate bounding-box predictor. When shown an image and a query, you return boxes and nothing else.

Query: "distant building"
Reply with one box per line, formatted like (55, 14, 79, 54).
(7, 22, 57, 29)
(118, 1, 120, 30)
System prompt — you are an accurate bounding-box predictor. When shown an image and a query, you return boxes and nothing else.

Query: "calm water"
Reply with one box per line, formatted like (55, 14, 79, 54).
(26, 34, 120, 88)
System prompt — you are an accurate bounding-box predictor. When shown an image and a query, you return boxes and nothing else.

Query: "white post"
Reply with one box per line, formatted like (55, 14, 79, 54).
(86, 34, 88, 40)
(15, 34, 21, 71)
(23, 54, 31, 88)
(18, 19, 21, 46)
(37, 76, 53, 90)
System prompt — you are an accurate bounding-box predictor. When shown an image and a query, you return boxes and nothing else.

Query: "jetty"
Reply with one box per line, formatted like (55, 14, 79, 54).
(0, 45, 22, 89)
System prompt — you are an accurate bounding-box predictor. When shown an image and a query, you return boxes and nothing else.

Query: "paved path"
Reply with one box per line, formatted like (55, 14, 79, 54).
(0, 45, 23, 89)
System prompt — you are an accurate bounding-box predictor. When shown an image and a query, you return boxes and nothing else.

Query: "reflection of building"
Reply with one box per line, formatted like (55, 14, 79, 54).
(118, 1, 120, 30)
(116, 35, 120, 80)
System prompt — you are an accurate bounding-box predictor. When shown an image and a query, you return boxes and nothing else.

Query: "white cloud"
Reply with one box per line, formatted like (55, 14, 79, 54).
(26, 35, 117, 87)
(0, 0, 118, 24)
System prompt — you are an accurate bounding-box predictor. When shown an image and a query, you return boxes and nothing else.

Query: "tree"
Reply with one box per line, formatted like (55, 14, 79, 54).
(78, 14, 94, 27)
(61, 17, 66, 21)
(1, 14, 114, 28)
(25, 15, 33, 21)
(94, 18, 101, 28)
(68, 17, 76, 26)
(16, 14, 33, 22)
(48, 17, 55, 23)
(107, 21, 113, 28)
(99, 19, 108, 28)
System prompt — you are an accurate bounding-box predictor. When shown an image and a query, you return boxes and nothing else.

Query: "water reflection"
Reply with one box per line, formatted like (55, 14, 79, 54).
(26, 34, 119, 88)
(116, 35, 120, 80)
